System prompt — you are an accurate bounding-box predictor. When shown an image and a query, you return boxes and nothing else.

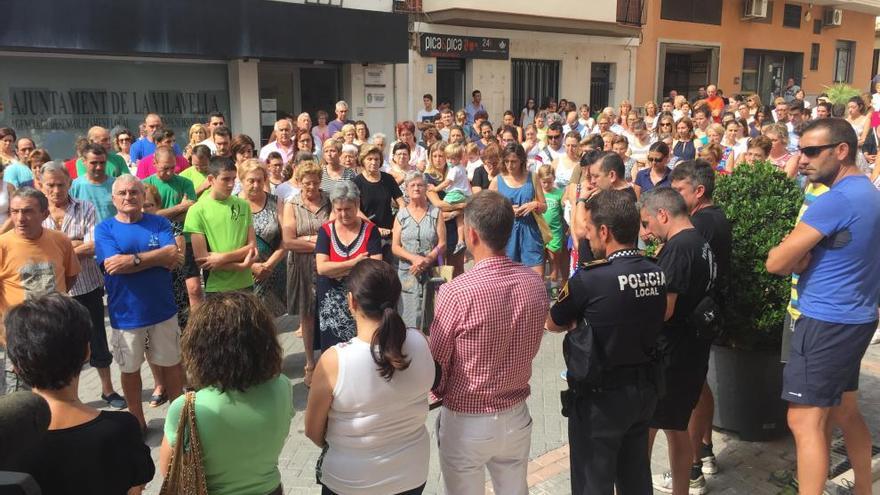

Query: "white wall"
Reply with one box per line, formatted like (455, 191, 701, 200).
(348, 63, 398, 138)
(421, 0, 616, 23)
(227, 59, 261, 140)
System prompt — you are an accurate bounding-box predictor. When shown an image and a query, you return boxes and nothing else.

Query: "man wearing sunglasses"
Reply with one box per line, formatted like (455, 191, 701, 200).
(541, 122, 566, 164)
(766, 118, 880, 495)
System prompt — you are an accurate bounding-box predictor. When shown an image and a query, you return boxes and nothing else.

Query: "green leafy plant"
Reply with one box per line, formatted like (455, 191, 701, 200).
(713, 161, 803, 351)
(822, 83, 861, 106)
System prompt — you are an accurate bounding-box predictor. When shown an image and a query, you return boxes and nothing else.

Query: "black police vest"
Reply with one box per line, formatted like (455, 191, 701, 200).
(563, 251, 667, 386)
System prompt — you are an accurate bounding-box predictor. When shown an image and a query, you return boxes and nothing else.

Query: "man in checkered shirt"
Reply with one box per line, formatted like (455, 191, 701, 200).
(429, 190, 549, 495)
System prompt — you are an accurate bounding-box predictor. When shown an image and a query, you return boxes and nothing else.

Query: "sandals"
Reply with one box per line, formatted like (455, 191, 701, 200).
(149, 392, 168, 408)
(303, 365, 315, 388)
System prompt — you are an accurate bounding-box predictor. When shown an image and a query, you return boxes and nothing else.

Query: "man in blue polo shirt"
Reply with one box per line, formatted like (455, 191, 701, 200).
(129, 113, 182, 162)
(766, 118, 880, 495)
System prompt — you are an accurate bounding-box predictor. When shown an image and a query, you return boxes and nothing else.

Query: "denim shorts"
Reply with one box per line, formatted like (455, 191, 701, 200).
(782, 316, 876, 407)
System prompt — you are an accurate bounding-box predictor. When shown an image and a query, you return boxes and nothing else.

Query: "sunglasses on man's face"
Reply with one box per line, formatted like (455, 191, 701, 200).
(798, 142, 841, 158)
(547, 134, 562, 140)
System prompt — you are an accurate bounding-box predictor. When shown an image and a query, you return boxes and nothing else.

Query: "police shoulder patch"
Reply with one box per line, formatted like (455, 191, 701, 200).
(578, 258, 610, 271)
(556, 281, 570, 303)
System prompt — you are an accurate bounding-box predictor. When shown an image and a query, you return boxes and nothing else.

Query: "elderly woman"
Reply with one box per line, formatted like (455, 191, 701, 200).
(341, 123, 357, 146)
(237, 159, 287, 317)
(313, 110, 331, 148)
(22, 148, 51, 190)
(340, 144, 359, 171)
(387, 141, 414, 186)
(282, 161, 329, 386)
(306, 259, 434, 495)
(761, 122, 798, 178)
(160, 292, 292, 495)
(314, 181, 382, 350)
(320, 139, 357, 194)
(353, 145, 405, 260)
(490, 143, 547, 276)
(392, 171, 446, 330)
(354, 120, 370, 147)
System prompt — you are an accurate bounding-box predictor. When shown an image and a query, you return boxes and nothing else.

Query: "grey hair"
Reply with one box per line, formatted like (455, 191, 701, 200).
(111, 174, 145, 194)
(637, 187, 688, 218)
(371, 133, 387, 144)
(341, 144, 359, 155)
(329, 180, 360, 204)
(12, 187, 49, 212)
(335, 100, 349, 111)
(403, 170, 424, 187)
(545, 112, 565, 126)
(274, 119, 292, 132)
(39, 161, 70, 179)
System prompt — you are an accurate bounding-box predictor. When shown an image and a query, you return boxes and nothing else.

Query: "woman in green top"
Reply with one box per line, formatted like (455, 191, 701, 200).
(159, 292, 293, 495)
(537, 164, 567, 290)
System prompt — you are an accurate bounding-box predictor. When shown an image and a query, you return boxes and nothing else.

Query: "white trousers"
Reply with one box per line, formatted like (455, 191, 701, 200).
(437, 402, 532, 495)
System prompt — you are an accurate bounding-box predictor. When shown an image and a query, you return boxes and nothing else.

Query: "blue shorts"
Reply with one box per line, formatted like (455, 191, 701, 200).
(782, 316, 876, 407)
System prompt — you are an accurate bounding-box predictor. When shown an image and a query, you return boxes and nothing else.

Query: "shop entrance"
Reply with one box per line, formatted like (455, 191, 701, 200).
(657, 43, 719, 102)
(258, 62, 341, 145)
(741, 50, 803, 106)
(590, 63, 612, 111)
(436, 58, 465, 111)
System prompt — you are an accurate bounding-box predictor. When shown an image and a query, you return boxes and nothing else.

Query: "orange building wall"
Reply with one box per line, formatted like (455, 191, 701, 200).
(634, 0, 877, 104)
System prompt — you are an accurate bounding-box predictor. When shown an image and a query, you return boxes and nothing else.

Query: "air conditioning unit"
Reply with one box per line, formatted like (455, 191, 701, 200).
(743, 0, 769, 18)
(824, 8, 843, 26)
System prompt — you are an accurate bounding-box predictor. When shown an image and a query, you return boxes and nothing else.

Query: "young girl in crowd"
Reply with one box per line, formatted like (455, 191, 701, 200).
(538, 164, 566, 293)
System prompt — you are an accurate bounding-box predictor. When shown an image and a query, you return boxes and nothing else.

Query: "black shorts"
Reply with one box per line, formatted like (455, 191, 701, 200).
(650, 337, 711, 431)
(782, 316, 876, 407)
(182, 243, 200, 279)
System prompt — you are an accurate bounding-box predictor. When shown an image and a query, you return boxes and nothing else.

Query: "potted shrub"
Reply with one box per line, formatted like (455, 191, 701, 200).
(708, 160, 803, 441)
(823, 83, 861, 117)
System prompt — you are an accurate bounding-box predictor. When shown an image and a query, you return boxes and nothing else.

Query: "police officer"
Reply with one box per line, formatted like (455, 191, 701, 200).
(545, 190, 667, 495)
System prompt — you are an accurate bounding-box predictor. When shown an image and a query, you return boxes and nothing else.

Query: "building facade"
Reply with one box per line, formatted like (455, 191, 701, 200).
(636, 0, 880, 105)
(0, 0, 408, 159)
(395, 0, 644, 125)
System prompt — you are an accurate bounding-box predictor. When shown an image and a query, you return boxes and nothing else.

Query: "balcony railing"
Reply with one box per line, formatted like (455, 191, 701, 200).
(617, 0, 644, 26)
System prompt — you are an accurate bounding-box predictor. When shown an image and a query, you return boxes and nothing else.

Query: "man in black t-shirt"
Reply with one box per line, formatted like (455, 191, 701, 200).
(670, 159, 732, 480)
(640, 187, 716, 495)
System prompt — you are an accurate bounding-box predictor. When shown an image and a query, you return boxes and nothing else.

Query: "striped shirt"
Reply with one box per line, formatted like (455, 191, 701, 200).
(429, 256, 549, 414)
(42, 197, 103, 296)
(319, 165, 357, 194)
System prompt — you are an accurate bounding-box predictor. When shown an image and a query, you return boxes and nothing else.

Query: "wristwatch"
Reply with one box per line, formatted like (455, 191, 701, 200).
(132, 253, 142, 266)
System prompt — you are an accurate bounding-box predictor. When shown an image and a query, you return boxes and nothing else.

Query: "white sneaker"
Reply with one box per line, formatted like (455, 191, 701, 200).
(870, 328, 880, 345)
(652, 471, 708, 495)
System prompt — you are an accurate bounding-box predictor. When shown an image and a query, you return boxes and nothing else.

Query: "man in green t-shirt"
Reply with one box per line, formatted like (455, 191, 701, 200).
(183, 156, 256, 293)
(76, 126, 127, 177)
(179, 144, 212, 198)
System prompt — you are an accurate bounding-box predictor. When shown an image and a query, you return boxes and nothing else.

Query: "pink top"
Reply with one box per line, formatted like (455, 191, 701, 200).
(136, 154, 189, 179)
(770, 152, 793, 170)
(429, 256, 548, 413)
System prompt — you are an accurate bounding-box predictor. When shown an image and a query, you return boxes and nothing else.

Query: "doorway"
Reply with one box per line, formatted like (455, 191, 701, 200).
(258, 63, 342, 145)
(436, 58, 465, 111)
(741, 50, 803, 106)
(657, 43, 719, 102)
(590, 63, 612, 111)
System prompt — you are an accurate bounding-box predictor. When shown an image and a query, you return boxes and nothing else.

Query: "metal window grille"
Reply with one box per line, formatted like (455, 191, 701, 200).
(511, 59, 560, 120)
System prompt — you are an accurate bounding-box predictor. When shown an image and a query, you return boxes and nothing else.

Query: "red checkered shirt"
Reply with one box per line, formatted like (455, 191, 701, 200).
(429, 256, 549, 414)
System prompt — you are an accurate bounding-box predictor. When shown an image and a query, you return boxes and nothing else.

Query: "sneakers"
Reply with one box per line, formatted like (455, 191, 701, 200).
(700, 442, 719, 475)
(560, 370, 568, 381)
(452, 242, 466, 255)
(871, 328, 880, 345)
(651, 471, 708, 495)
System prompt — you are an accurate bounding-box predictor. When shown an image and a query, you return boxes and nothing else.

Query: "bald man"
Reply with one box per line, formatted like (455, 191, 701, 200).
(259, 119, 296, 163)
(130, 113, 181, 162)
(705, 84, 726, 123)
(73, 127, 126, 178)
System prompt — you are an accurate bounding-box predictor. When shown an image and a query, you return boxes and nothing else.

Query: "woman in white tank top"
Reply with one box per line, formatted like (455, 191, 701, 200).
(305, 259, 435, 495)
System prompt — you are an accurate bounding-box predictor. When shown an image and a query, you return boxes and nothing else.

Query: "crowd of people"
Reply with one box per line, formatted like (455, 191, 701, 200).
(0, 78, 878, 495)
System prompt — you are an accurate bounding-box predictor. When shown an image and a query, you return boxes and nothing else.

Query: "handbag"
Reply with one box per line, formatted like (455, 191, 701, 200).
(159, 391, 209, 495)
(533, 212, 553, 244)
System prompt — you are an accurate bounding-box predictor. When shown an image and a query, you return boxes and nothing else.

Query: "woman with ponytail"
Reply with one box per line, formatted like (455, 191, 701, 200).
(305, 259, 436, 495)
